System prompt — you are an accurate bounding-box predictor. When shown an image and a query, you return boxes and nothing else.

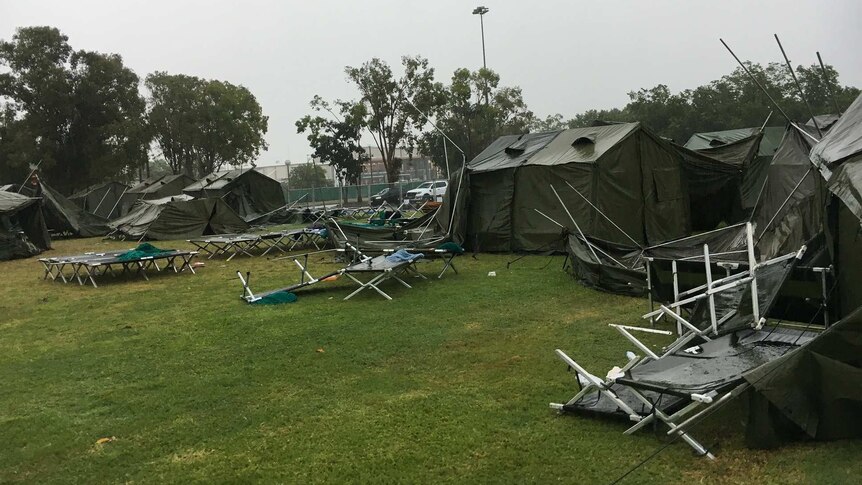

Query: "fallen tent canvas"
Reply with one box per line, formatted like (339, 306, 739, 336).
(0, 190, 52, 261)
(109, 197, 249, 240)
(183, 169, 285, 221)
(10, 182, 111, 237)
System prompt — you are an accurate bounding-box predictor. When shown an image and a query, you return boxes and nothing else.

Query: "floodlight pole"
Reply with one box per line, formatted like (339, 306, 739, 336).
(472, 6, 489, 69)
(774, 34, 821, 137)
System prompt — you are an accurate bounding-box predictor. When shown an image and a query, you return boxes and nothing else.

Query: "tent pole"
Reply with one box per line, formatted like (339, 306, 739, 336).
(759, 111, 773, 132)
(442, 135, 451, 180)
(92, 185, 112, 216)
(774, 34, 822, 137)
(720, 38, 794, 125)
(550, 184, 599, 262)
(746, 222, 761, 326)
(17, 160, 43, 194)
(564, 181, 642, 248)
(755, 169, 812, 245)
(816, 51, 843, 116)
(748, 174, 769, 223)
(106, 186, 130, 219)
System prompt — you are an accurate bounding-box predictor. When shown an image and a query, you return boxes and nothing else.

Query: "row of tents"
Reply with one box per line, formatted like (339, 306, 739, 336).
(0, 169, 288, 261)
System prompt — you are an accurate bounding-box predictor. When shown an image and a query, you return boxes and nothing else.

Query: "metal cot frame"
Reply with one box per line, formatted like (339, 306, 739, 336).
(40, 250, 197, 288)
(551, 224, 808, 458)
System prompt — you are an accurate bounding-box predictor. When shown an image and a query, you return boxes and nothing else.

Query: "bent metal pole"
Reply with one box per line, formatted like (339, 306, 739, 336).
(550, 184, 600, 262)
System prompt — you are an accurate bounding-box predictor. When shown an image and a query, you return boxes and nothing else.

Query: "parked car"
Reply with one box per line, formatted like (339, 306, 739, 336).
(370, 187, 403, 206)
(405, 180, 448, 202)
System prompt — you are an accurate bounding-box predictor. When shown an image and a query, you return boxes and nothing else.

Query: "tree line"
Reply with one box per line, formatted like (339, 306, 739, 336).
(299, 55, 858, 184)
(0, 26, 268, 194)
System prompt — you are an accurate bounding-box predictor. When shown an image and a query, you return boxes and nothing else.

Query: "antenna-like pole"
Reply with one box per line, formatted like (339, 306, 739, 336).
(774, 34, 821, 137)
(816, 51, 843, 116)
(720, 38, 793, 125)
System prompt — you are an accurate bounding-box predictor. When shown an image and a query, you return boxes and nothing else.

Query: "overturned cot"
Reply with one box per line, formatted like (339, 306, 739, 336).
(239, 251, 426, 303)
(40, 249, 197, 288)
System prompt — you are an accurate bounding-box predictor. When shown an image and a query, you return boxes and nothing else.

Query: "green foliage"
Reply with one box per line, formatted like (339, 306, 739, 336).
(342, 56, 445, 182)
(295, 96, 369, 190)
(418, 67, 534, 171)
(146, 72, 269, 178)
(565, 62, 859, 143)
(289, 163, 331, 189)
(0, 26, 148, 193)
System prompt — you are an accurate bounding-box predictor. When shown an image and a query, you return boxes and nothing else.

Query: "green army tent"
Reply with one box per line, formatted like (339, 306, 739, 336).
(0, 191, 51, 260)
(461, 123, 691, 252)
(69, 181, 129, 219)
(109, 197, 249, 240)
(183, 169, 285, 221)
(120, 174, 195, 215)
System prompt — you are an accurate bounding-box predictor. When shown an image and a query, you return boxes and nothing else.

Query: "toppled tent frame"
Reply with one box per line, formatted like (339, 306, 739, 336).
(39, 245, 197, 288)
(0, 191, 52, 261)
(552, 232, 809, 458)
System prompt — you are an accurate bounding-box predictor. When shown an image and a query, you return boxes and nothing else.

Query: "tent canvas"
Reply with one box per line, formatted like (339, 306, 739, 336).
(12, 182, 110, 237)
(69, 181, 129, 219)
(183, 169, 285, 221)
(0, 191, 52, 260)
(109, 198, 249, 240)
(460, 123, 690, 252)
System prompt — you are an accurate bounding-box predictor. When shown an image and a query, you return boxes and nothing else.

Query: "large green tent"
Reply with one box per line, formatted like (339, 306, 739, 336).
(183, 169, 285, 221)
(459, 123, 691, 252)
(69, 181, 129, 219)
(109, 198, 249, 240)
(0, 191, 51, 260)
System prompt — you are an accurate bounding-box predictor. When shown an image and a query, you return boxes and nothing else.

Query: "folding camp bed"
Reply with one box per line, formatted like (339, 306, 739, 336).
(551, 223, 809, 457)
(238, 249, 425, 303)
(381, 246, 462, 279)
(187, 233, 263, 261)
(39, 249, 197, 288)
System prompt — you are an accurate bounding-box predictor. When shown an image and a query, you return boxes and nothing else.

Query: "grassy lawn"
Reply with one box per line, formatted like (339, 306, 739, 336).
(1, 236, 861, 483)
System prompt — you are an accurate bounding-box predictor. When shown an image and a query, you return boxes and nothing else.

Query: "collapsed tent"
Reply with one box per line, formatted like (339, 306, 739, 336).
(326, 210, 441, 251)
(458, 123, 691, 252)
(0, 191, 52, 261)
(109, 197, 249, 240)
(120, 174, 195, 216)
(11, 182, 110, 237)
(673, 133, 764, 229)
(183, 169, 285, 221)
(69, 181, 130, 219)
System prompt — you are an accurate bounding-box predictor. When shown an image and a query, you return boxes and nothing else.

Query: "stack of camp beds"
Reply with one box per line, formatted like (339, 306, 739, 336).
(39, 249, 197, 288)
(551, 223, 815, 458)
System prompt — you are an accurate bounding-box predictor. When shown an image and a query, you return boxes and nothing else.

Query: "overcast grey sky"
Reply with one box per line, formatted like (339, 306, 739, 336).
(2, 0, 860, 166)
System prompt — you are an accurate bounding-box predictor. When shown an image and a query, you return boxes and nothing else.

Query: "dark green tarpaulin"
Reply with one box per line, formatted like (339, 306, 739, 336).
(183, 170, 285, 221)
(461, 123, 690, 252)
(565, 234, 646, 296)
(109, 198, 249, 240)
(69, 181, 129, 219)
(674, 133, 763, 229)
(0, 191, 52, 260)
(744, 305, 862, 448)
(25, 183, 110, 237)
(811, 94, 862, 167)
